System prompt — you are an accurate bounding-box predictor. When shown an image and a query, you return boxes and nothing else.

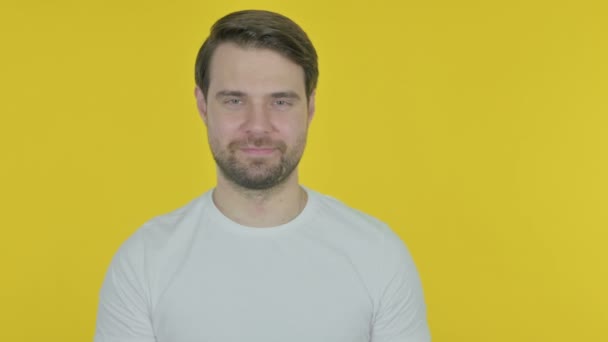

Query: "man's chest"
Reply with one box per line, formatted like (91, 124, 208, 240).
(150, 246, 374, 342)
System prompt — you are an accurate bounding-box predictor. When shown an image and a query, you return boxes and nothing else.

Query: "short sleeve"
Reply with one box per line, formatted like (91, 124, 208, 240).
(94, 230, 156, 342)
(371, 229, 431, 342)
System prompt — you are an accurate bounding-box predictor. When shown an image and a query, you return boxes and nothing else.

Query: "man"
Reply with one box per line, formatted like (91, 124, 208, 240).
(95, 9, 430, 342)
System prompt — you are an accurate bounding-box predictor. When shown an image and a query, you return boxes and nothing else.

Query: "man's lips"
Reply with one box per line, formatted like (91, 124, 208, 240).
(239, 147, 277, 155)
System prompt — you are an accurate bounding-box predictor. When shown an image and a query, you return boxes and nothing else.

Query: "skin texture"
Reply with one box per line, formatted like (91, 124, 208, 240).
(195, 42, 315, 227)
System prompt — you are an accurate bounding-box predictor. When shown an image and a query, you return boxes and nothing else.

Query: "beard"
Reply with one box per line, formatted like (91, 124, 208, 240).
(210, 134, 307, 190)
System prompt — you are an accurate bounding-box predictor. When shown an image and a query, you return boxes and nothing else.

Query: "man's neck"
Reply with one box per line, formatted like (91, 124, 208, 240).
(212, 172, 308, 228)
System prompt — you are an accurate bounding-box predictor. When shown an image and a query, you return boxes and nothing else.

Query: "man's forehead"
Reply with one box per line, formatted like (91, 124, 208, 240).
(207, 43, 306, 94)
(210, 43, 302, 72)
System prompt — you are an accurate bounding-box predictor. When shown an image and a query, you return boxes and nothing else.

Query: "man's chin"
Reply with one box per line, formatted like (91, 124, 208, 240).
(232, 176, 283, 190)
(216, 164, 277, 188)
(215, 154, 299, 190)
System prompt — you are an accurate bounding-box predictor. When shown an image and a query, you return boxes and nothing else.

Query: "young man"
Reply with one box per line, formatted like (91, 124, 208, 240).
(95, 10, 431, 342)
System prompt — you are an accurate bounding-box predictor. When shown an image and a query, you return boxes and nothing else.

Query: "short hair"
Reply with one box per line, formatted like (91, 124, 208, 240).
(194, 10, 318, 100)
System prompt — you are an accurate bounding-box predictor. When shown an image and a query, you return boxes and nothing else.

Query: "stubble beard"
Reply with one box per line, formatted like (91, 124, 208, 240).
(211, 135, 307, 190)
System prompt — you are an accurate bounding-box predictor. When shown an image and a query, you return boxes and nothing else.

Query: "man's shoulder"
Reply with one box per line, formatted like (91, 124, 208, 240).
(311, 188, 388, 228)
(307, 188, 417, 300)
(106, 192, 210, 284)
(108, 192, 211, 262)
(308, 188, 399, 244)
(134, 191, 210, 244)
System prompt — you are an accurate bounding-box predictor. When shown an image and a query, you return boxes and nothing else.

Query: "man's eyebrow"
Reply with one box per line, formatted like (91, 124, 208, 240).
(270, 91, 301, 100)
(215, 90, 246, 98)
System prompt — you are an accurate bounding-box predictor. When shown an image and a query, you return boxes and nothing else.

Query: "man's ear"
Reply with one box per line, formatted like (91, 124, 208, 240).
(307, 90, 316, 125)
(194, 86, 208, 125)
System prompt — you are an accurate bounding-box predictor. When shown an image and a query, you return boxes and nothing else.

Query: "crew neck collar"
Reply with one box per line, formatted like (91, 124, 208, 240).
(203, 185, 318, 235)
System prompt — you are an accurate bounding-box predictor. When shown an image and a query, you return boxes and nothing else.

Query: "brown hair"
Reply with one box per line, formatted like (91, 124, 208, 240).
(194, 10, 318, 100)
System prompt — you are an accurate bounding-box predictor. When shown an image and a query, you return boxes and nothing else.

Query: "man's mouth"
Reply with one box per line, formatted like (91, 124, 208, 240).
(239, 147, 277, 155)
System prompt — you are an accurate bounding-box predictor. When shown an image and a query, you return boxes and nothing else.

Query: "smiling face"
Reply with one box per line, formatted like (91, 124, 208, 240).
(195, 43, 315, 190)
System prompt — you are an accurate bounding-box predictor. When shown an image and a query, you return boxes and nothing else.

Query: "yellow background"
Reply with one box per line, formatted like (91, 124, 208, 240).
(1, 0, 607, 340)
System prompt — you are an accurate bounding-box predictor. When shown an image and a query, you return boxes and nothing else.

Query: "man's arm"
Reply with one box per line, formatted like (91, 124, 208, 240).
(94, 231, 156, 342)
(371, 229, 431, 342)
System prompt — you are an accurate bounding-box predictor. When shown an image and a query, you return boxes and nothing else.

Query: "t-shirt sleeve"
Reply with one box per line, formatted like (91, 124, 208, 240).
(94, 229, 156, 342)
(371, 229, 431, 342)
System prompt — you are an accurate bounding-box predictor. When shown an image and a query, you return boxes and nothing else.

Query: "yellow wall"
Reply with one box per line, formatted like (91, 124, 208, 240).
(1, 0, 606, 340)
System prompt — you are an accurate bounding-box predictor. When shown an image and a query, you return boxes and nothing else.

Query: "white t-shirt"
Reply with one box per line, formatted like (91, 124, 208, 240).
(94, 187, 430, 342)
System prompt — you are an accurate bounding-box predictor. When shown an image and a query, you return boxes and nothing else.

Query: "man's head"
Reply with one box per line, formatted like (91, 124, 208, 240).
(195, 10, 318, 102)
(194, 10, 318, 191)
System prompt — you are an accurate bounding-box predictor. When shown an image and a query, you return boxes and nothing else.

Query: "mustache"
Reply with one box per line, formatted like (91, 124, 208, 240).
(229, 136, 287, 152)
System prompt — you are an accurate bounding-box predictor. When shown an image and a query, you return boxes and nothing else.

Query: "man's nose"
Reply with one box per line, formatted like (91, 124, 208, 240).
(242, 103, 273, 133)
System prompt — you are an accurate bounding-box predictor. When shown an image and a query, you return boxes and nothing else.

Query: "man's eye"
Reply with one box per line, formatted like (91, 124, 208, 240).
(226, 98, 242, 105)
(275, 100, 290, 106)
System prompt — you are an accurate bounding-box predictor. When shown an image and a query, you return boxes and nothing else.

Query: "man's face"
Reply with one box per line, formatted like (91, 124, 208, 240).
(195, 43, 315, 190)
